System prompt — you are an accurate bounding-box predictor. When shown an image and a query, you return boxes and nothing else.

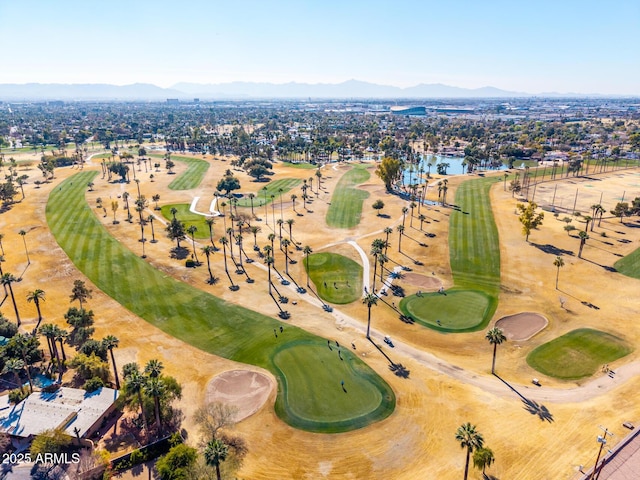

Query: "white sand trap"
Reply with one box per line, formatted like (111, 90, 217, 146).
(205, 370, 274, 421)
(495, 312, 548, 341)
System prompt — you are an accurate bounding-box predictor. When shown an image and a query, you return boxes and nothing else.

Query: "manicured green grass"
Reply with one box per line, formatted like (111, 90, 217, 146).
(235, 178, 302, 208)
(280, 161, 317, 169)
(402, 178, 500, 332)
(526, 328, 632, 380)
(47, 172, 394, 432)
(160, 204, 212, 240)
(147, 154, 209, 190)
(614, 246, 640, 279)
(306, 252, 362, 304)
(273, 341, 393, 432)
(449, 178, 501, 293)
(326, 166, 370, 228)
(400, 290, 495, 332)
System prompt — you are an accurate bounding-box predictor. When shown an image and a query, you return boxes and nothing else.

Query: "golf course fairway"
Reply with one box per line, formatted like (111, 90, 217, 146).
(46, 171, 395, 433)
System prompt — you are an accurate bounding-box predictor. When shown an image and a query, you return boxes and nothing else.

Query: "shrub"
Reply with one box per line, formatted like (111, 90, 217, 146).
(0, 318, 18, 338)
(83, 377, 105, 392)
(8, 389, 28, 404)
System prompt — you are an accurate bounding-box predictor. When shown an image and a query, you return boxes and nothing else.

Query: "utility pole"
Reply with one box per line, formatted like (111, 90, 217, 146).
(591, 427, 613, 480)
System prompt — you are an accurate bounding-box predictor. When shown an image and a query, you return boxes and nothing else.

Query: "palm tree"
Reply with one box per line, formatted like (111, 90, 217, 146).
(187, 225, 199, 264)
(553, 256, 565, 289)
(202, 246, 216, 284)
(250, 225, 261, 248)
(123, 192, 132, 222)
(290, 194, 298, 213)
(472, 446, 495, 477)
(4, 358, 25, 394)
(383, 227, 393, 255)
(143, 375, 165, 431)
(102, 335, 120, 389)
(18, 230, 30, 264)
(594, 204, 605, 227)
(409, 201, 416, 227)
(363, 293, 378, 339)
(0, 233, 5, 255)
(303, 245, 312, 287)
(148, 215, 157, 243)
(144, 359, 164, 378)
(39, 323, 58, 363)
(455, 422, 484, 480)
(248, 193, 256, 217)
(396, 224, 405, 252)
(264, 252, 274, 295)
(281, 239, 291, 275)
(286, 218, 295, 242)
(204, 438, 229, 480)
(54, 326, 68, 363)
(205, 217, 216, 246)
(218, 237, 235, 289)
(378, 253, 388, 282)
(401, 207, 408, 227)
(276, 218, 283, 239)
(578, 230, 589, 258)
(485, 327, 507, 374)
(26, 289, 46, 332)
(2, 273, 20, 326)
(418, 214, 426, 231)
(125, 368, 149, 434)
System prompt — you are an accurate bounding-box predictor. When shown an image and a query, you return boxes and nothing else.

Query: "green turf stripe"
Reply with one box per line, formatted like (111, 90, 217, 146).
(326, 166, 370, 228)
(149, 154, 209, 190)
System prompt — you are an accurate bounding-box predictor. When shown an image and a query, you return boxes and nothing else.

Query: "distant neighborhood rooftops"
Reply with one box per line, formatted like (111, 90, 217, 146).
(0, 387, 119, 439)
(390, 106, 426, 115)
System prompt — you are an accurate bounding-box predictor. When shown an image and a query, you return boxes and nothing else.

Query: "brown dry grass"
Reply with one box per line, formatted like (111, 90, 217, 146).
(4, 149, 640, 479)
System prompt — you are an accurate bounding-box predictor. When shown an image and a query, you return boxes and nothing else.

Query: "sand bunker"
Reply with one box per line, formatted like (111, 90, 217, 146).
(403, 272, 443, 290)
(205, 370, 274, 421)
(495, 312, 548, 341)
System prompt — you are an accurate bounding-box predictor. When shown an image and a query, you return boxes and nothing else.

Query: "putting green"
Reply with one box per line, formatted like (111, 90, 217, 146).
(400, 290, 494, 332)
(273, 341, 393, 432)
(307, 252, 362, 304)
(527, 328, 632, 380)
(46, 171, 395, 433)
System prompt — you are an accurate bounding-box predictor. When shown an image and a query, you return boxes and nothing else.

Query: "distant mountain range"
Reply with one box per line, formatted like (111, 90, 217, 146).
(0, 80, 625, 101)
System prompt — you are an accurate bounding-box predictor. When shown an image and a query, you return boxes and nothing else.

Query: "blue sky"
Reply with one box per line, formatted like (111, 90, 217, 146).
(0, 0, 638, 94)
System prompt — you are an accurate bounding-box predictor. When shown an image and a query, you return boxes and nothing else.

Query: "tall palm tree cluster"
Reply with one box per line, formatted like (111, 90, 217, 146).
(122, 359, 182, 438)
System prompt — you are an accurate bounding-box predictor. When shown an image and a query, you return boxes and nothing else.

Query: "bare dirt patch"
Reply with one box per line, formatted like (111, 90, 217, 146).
(402, 272, 443, 291)
(205, 370, 274, 421)
(495, 312, 548, 341)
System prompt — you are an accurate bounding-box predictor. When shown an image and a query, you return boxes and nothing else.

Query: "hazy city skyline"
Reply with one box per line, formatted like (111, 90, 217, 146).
(1, 0, 638, 95)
